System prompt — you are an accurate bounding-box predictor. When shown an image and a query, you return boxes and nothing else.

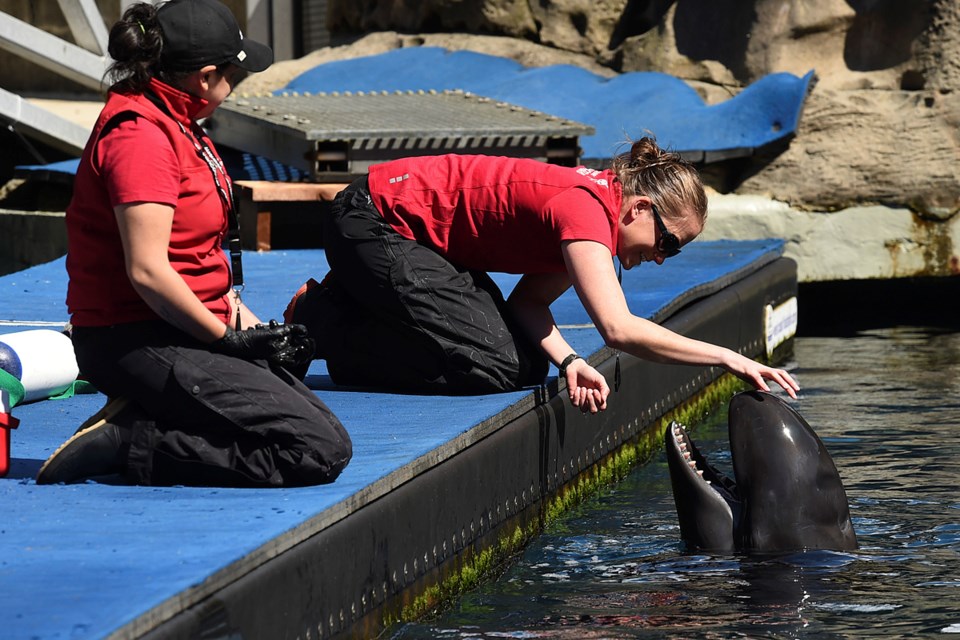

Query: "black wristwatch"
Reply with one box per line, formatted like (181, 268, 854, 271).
(558, 353, 582, 377)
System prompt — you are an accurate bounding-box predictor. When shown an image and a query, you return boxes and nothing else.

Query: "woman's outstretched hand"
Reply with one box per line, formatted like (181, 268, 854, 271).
(725, 352, 800, 399)
(565, 358, 610, 413)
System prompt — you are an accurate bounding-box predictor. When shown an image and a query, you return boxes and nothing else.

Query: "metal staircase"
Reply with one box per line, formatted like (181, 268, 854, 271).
(0, 0, 110, 155)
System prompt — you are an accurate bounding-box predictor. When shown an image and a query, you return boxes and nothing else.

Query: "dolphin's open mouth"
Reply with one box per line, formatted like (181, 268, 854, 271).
(664, 421, 742, 551)
(667, 422, 738, 505)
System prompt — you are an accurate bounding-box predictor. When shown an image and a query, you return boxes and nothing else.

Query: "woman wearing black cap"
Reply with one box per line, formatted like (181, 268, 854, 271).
(38, 0, 352, 487)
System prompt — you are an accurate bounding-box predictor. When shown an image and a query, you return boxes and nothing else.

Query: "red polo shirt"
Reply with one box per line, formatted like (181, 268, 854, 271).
(368, 155, 622, 274)
(66, 79, 232, 326)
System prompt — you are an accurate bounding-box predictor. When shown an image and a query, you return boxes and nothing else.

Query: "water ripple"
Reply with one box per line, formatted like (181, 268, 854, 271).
(392, 329, 960, 639)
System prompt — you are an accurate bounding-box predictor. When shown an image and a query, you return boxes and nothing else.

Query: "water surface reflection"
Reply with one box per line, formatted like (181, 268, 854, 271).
(391, 328, 960, 638)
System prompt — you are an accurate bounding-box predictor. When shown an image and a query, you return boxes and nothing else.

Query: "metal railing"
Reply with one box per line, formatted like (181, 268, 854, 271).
(0, 0, 110, 154)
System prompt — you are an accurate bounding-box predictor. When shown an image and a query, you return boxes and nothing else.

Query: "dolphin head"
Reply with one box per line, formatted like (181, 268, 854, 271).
(665, 390, 857, 553)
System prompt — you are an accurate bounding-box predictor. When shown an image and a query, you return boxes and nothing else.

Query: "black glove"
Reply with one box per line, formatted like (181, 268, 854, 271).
(211, 320, 315, 371)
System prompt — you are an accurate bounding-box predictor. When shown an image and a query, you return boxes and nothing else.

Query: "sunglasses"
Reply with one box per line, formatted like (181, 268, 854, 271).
(651, 203, 681, 258)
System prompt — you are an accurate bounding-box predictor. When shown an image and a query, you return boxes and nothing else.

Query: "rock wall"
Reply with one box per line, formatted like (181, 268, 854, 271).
(323, 0, 960, 220)
(327, 0, 957, 90)
(701, 195, 960, 282)
(5, 0, 958, 219)
(3, 0, 957, 281)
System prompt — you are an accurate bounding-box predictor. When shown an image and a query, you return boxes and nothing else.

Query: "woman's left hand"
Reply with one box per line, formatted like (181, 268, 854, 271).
(565, 358, 610, 413)
(725, 353, 800, 399)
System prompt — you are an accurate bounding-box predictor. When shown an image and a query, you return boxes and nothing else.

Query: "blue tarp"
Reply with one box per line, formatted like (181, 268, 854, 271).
(283, 47, 815, 162)
(14, 50, 814, 181)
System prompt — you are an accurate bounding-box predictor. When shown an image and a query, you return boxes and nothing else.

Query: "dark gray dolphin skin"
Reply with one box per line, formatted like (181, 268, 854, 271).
(665, 390, 858, 552)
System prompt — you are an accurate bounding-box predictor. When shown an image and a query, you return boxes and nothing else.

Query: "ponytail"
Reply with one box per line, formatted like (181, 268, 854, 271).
(104, 2, 194, 94)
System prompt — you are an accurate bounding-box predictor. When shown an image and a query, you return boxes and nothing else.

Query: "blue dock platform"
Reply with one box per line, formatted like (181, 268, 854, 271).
(1, 239, 796, 639)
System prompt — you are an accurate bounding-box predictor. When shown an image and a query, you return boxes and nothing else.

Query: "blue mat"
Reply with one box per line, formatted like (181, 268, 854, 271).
(282, 47, 815, 162)
(0, 239, 783, 639)
(13, 157, 81, 181)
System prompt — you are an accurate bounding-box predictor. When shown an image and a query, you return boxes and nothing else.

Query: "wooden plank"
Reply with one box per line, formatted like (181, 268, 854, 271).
(235, 180, 347, 203)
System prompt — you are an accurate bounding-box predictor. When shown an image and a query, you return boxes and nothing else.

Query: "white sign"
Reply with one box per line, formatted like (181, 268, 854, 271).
(764, 296, 798, 357)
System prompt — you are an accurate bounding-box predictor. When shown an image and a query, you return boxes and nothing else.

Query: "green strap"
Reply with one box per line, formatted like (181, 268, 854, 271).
(0, 369, 25, 409)
(0, 370, 96, 408)
(48, 379, 98, 400)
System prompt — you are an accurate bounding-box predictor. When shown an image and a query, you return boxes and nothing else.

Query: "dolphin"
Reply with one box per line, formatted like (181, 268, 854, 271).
(665, 390, 857, 552)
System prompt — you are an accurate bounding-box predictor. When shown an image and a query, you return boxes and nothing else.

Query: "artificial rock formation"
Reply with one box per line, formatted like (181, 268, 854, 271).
(320, 0, 960, 221)
(308, 0, 960, 280)
(3, 0, 956, 281)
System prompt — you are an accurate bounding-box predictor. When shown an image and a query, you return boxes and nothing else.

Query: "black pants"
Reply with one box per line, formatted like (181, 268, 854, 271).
(72, 321, 352, 487)
(294, 177, 548, 394)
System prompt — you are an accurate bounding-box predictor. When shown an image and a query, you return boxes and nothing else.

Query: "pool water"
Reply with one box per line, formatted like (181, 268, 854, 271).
(390, 327, 960, 638)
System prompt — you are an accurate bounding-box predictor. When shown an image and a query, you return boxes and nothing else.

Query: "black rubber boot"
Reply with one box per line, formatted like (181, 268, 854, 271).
(36, 397, 135, 484)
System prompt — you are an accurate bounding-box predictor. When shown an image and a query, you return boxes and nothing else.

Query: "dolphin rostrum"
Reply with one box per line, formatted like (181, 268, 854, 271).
(665, 390, 857, 552)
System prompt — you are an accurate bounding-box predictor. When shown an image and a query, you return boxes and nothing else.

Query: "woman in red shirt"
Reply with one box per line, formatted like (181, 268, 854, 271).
(38, 0, 351, 486)
(287, 142, 799, 411)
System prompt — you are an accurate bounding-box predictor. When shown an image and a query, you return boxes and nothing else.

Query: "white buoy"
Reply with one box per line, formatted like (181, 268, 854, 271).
(0, 330, 79, 403)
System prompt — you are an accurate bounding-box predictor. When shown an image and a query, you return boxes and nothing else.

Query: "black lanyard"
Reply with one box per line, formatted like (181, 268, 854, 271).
(146, 91, 245, 329)
(177, 120, 244, 289)
(615, 260, 622, 392)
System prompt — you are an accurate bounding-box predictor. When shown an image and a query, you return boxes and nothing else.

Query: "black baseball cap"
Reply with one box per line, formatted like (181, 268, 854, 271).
(157, 0, 273, 73)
